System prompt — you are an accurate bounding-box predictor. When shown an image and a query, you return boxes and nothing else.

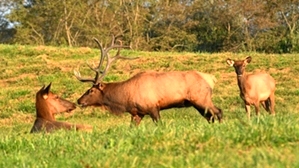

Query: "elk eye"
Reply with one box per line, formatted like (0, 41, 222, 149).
(89, 89, 94, 94)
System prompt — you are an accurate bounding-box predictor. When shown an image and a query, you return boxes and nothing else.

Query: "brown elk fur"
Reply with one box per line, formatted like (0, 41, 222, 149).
(77, 70, 223, 125)
(226, 56, 276, 119)
(30, 83, 92, 133)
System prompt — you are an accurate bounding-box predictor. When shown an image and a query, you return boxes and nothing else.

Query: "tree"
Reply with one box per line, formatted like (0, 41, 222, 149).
(143, 0, 197, 51)
(5, 0, 299, 53)
(0, 0, 16, 43)
(275, 0, 299, 53)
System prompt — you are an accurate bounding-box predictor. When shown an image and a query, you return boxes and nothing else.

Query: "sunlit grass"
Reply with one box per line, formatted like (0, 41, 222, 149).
(0, 44, 299, 167)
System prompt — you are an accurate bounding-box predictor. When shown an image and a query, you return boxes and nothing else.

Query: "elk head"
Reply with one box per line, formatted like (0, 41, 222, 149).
(35, 83, 76, 121)
(74, 36, 135, 107)
(226, 56, 252, 76)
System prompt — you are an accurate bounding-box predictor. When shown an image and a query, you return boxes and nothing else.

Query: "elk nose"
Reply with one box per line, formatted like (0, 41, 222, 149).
(77, 99, 85, 106)
(71, 103, 76, 110)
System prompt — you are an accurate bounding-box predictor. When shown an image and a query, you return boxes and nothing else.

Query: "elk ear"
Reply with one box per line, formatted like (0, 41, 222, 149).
(99, 83, 105, 91)
(245, 56, 252, 64)
(39, 85, 45, 92)
(42, 83, 52, 99)
(94, 83, 105, 91)
(226, 58, 234, 66)
(44, 83, 52, 93)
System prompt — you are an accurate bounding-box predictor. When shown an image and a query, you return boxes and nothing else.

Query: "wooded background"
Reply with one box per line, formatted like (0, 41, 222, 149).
(1, 0, 299, 53)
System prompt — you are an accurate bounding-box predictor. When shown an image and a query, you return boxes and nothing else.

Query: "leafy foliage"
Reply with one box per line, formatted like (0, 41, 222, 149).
(2, 0, 299, 53)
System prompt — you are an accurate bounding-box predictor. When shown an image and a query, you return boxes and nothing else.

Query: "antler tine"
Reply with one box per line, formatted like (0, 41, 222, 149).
(110, 40, 137, 60)
(105, 36, 131, 53)
(96, 36, 136, 82)
(74, 35, 136, 84)
(93, 38, 105, 71)
(73, 67, 98, 83)
(107, 44, 138, 63)
(73, 38, 105, 84)
(98, 52, 138, 82)
(91, 37, 108, 84)
(74, 36, 137, 84)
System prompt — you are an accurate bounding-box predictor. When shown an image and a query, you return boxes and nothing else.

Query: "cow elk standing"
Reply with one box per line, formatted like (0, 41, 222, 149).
(226, 56, 276, 119)
(74, 36, 223, 125)
(30, 83, 92, 133)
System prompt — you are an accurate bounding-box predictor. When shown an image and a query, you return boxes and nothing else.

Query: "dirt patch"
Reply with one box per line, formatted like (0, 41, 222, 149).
(36, 54, 74, 72)
(0, 113, 34, 125)
(0, 73, 37, 87)
(269, 67, 291, 74)
(220, 72, 235, 79)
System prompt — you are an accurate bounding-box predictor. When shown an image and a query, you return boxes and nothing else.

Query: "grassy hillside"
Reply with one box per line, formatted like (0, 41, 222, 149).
(0, 44, 299, 167)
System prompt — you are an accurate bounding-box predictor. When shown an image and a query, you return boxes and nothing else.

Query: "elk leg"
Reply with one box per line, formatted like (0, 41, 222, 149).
(254, 102, 260, 116)
(193, 105, 214, 123)
(131, 114, 144, 126)
(191, 98, 222, 123)
(261, 99, 273, 114)
(149, 108, 161, 123)
(206, 106, 223, 123)
(244, 103, 251, 120)
(210, 105, 223, 123)
(261, 101, 268, 112)
(269, 93, 275, 115)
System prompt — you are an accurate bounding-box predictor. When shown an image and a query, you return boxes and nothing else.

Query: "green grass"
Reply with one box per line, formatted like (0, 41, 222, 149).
(0, 44, 299, 167)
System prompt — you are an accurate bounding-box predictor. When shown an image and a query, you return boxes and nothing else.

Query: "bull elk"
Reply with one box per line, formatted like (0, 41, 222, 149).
(30, 83, 92, 133)
(74, 36, 223, 125)
(226, 56, 276, 119)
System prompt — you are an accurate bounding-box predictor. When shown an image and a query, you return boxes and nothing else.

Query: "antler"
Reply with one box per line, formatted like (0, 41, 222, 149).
(74, 35, 137, 84)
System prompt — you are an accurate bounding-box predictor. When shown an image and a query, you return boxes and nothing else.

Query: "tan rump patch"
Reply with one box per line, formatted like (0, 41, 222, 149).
(197, 72, 217, 89)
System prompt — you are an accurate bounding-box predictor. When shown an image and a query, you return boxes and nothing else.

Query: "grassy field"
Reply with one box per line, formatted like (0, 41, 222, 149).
(0, 44, 299, 167)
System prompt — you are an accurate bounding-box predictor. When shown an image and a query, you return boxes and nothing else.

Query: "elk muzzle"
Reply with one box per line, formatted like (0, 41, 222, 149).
(59, 98, 76, 112)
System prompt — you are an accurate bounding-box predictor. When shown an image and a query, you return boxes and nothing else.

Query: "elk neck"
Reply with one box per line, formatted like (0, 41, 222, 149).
(35, 97, 56, 121)
(236, 73, 247, 96)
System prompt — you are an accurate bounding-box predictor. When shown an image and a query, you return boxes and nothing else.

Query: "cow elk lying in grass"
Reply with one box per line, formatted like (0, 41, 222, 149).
(226, 56, 276, 119)
(30, 83, 92, 133)
(74, 36, 223, 125)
